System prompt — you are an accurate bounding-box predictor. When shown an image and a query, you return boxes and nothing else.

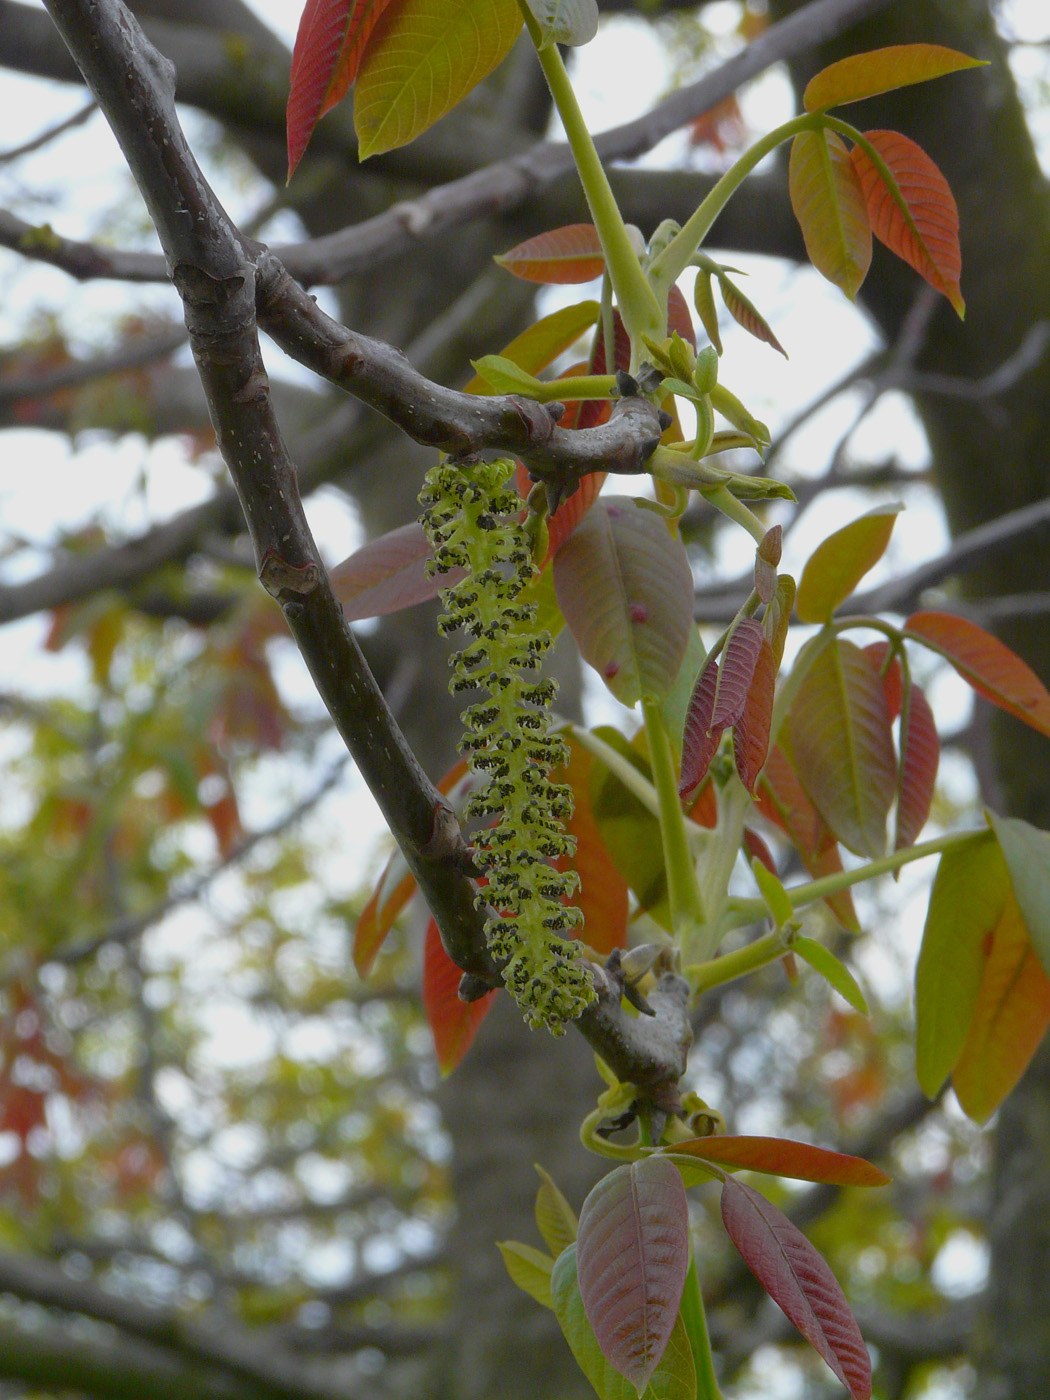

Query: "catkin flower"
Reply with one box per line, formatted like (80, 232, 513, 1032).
(419, 457, 592, 1030)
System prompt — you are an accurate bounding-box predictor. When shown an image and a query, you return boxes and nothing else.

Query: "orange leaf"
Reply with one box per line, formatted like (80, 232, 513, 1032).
(286, 0, 396, 177)
(672, 1135, 889, 1187)
(904, 610, 1050, 739)
(850, 131, 964, 316)
(951, 895, 1050, 1123)
(556, 744, 629, 957)
(803, 44, 984, 113)
(495, 224, 605, 284)
(863, 641, 902, 721)
(423, 917, 496, 1074)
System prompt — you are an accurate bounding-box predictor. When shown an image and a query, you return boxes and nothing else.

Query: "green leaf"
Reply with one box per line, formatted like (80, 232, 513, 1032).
(553, 498, 694, 707)
(787, 639, 897, 859)
(794, 937, 869, 1014)
(535, 1164, 578, 1257)
(691, 269, 722, 355)
(987, 812, 1050, 981)
(803, 44, 984, 113)
(524, 0, 599, 48)
(497, 1240, 555, 1309)
(588, 729, 671, 929)
(795, 502, 902, 623)
(914, 833, 1006, 1098)
(354, 0, 523, 158)
(551, 1245, 697, 1400)
(789, 129, 871, 300)
(469, 354, 546, 395)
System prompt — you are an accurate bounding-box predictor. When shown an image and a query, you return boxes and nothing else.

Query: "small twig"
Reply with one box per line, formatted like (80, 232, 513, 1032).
(0, 96, 95, 163)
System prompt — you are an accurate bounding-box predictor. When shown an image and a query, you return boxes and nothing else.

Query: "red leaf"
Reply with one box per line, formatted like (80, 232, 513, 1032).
(895, 681, 939, 851)
(686, 777, 719, 829)
(743, 826, 777, 874)
(576, 1158, 690, 1393)
(495, 224, 605, 284)
(863, 640, 902, 721)
(733, 634, 776, 793)
(354, 758, 469, 974)
(712, 618, 764, 730)
(679, 651, 724, 795)
(721, 1179, 872, 1398)
(674, 1135, 889, 1186)
(287, 0, 396, 177)
(329, 521, 464, 621)
(850, 130, 964, 316)
(667, 283, 697, 348)
(905, 610, 1050, 739)
(423, 917, 496, 1074)
(547, 471, 605, 559)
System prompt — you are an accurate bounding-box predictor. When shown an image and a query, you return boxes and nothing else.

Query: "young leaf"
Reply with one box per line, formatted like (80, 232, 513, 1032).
(667, 282, 697, 349)
(679, 651, 722, 796)
(553, 498, 694, 708)
(733, 634, 776, 793)
(545, 465, 606, 560)
(794, 936, 869, 1015)
(711, 618, 764, 731)
(576, 1158, 690, 1392)
(789, 129, 872, 300)
(721, 1178, 872, 1399)
(524, 0, 599, 48)
(894, 680, 939, 851)
(803, 44, 984, 113)
(673, 1135, 888, 1187)
(795, 502, 902, 624)
(495, 224, 605, 284)
(464, 300, 600, 392)
(952, 894, 1050, 1124)
(354, 0, 523, 159)
(535, 1164, 578, 1258)
(497, 1241, 555, 1309)
(904, 610, 1050, 739)
(659, 624, 706, 762)
(787, 640, 897, 859)
(914, 833, 1006, 1098)
(692, 269, 723, 354)
(718, 274, 786, 356)
(551, 1245, 697, 1400)
(987, 812, 1050, 980)
(286, 0, 397, 177)
(329, 521, 461, 622)
(763, 574, 796, 671)
(422, 918, 496, 1075)
(850, 131, 964, 317)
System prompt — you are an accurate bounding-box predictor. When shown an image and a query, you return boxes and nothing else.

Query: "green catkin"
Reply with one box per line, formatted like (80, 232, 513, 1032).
(419, 457, 593, 1031)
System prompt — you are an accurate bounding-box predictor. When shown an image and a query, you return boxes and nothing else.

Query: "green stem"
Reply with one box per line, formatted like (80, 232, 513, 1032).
(528, 374, 617, 403)
(701, 483, 768, 544)
(687, 929, 785, 995)
(642, 696, 707, 940)
(648, 112, 823, 295)
(519, 4, 663, 353)
(567, 723, 662, 819)
(729, 826, 992, 925)
(681, 1249, 724, 1399)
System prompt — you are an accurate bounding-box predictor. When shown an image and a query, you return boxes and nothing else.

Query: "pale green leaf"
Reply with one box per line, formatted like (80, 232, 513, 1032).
(789, 129, 872, 300)
(794, 936, 869, 1014)
(987, 811, 1050, 980)
(497, 1240, 555, 1309)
